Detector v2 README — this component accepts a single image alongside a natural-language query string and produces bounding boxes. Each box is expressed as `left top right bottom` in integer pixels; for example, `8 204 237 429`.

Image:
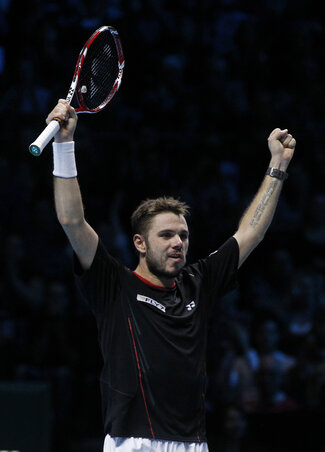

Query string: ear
133 234 146 254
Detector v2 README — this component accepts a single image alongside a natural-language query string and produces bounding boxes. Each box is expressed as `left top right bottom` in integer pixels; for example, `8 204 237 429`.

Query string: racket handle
29 120 61 156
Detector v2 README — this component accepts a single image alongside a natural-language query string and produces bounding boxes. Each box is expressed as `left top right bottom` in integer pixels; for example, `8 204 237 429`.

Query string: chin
149 266 181 280
165 265 185 278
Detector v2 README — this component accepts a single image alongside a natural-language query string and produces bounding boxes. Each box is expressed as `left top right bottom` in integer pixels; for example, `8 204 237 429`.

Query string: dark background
1 0 325 451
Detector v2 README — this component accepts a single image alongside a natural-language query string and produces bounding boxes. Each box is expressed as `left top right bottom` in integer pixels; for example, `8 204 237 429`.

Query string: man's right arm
54 176 98 271
49 99 98 271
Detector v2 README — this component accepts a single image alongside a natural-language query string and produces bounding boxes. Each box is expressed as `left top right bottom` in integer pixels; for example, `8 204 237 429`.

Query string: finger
67 104 77 120
58 98 69 106
47 102 70 123
281 133 296 149
58 101 76 120
281 133 293 147
287 137 296 149
46 111 66 125
268 128 288 141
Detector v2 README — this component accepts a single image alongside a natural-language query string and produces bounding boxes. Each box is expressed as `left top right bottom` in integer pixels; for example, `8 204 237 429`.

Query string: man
48 99 296 451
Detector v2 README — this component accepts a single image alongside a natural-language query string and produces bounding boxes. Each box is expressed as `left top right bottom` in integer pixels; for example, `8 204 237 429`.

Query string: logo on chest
136 294 166 313
186 301 196 311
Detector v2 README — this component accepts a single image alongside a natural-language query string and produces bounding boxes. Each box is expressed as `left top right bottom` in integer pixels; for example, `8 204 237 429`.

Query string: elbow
255 231 265 245
234 228 265 246
248 231 266 250
57 212 84 228
234 228 265 258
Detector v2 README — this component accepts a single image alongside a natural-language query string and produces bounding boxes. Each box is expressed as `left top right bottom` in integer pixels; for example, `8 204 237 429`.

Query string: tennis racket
29 25 125 156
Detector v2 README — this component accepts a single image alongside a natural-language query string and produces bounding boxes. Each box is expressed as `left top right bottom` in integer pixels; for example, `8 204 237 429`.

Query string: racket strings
79 31 119 109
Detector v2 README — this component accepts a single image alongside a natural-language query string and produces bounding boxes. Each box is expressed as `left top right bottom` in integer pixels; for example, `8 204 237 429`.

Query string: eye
160 232 172 238
180 232 189 241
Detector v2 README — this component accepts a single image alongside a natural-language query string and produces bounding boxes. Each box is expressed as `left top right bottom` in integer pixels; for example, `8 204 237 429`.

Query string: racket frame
29 25 125 156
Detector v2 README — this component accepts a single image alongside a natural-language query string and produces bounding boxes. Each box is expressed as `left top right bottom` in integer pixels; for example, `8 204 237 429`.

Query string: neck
134 263 176 289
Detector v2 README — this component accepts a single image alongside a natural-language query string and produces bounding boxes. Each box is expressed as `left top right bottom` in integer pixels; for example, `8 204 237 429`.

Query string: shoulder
74 238 128 279
187 237 239 273
209 236 239 259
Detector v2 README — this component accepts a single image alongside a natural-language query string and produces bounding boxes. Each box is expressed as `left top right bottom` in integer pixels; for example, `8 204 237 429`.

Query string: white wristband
52 141 77 178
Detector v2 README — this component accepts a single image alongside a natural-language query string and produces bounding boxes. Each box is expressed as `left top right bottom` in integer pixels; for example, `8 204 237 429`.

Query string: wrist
266 166 288 181
269 158 290 171
54 136 74 143
52 141 77 178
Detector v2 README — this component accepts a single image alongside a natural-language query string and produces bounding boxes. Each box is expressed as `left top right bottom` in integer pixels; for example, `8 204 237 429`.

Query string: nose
172 235 183 249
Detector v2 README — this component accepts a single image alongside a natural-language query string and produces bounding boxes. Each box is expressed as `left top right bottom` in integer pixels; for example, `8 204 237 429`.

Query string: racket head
74 26 125 114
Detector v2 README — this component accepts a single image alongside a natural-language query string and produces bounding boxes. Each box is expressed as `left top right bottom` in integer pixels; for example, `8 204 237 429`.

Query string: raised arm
233 128 296 268
48 99 98 270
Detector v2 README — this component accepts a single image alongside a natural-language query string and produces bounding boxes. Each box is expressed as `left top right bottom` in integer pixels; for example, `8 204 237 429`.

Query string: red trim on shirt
133 271 176 289
128 317 155 439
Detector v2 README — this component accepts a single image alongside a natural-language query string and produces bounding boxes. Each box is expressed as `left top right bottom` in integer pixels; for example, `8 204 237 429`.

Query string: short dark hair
131 196 190 237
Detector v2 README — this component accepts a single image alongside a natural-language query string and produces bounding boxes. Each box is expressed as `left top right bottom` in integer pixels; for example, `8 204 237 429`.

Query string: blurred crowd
1 0 325 451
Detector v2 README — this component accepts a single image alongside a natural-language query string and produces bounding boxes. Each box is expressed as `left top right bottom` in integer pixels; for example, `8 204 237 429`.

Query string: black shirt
75 236 239 442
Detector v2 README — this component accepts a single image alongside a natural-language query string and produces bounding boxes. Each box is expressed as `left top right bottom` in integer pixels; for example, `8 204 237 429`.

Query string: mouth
168 253 183 262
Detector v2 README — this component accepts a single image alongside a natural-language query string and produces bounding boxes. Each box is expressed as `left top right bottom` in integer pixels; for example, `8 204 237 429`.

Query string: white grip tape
52 141 77 178
29 120 61 156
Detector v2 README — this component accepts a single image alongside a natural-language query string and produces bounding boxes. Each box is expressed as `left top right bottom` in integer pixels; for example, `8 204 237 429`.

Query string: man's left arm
233 128 296 268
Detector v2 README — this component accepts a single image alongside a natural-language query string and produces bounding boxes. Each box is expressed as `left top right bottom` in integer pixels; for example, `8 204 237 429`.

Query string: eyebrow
158 228 189 235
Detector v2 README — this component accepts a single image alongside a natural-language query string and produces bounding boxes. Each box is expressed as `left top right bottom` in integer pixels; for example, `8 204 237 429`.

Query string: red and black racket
29 25 125 156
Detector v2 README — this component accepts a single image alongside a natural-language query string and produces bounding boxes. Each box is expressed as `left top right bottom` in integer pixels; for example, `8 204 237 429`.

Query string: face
143 212 189 280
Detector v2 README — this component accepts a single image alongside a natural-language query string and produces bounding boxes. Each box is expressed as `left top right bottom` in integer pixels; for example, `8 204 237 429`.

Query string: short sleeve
74 239 122 320
201 236 239 298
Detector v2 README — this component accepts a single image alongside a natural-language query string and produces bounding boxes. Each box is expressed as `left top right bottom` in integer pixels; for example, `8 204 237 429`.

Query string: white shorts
103 434 209 452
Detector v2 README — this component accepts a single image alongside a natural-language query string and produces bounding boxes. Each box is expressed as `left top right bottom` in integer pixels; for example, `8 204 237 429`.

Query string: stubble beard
146 246 185 280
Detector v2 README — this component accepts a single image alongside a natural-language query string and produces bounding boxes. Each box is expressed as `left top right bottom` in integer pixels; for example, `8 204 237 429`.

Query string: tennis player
47 99 296 451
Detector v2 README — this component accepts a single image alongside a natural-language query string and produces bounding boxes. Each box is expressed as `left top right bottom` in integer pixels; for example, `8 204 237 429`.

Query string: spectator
207 320 257 412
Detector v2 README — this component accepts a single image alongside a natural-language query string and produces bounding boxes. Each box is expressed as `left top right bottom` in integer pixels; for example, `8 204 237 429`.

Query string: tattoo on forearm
250 180 278 228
